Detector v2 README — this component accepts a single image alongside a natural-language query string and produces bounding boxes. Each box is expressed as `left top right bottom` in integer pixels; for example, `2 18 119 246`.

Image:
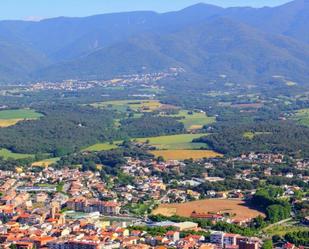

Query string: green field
83 142 120 152
0 109 43 127
84 134 208 152
165 110 215 130
0 149 34 160
263 224 309 236
0 109 42 119
91 100 214 131
136 133 208 150
294 109 309 127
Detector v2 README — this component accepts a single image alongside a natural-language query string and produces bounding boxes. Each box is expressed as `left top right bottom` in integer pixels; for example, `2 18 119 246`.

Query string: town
0 148 307 249
0 68 184 94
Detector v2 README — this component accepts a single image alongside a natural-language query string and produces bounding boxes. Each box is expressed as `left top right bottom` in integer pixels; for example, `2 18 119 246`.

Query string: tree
10 244 17 249
266 204 290 223
82 161 97 172
262 240 273 249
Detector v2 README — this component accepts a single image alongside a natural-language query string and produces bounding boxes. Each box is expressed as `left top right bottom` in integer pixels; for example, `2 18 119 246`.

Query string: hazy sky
0 0 292 21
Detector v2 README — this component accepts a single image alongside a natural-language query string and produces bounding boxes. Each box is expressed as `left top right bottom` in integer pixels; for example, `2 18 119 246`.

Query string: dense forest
194 121 309 157
0 105 121 155
0 104 186 155
120 115 184 138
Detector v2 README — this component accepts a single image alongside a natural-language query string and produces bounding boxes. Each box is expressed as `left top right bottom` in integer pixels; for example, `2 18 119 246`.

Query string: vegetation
150 214 257 236
0 148 34 160
136 133 209 150
0 104 187 156
92 99 165 113
84 133 209 153
285 231 309 246
0 109 42 119
83 142 120 152
263 224 309 237
252 187 292 223
262 240 273 249
0 105 119 155
195 121 309 157
56 142 154 175
293 108 309 127
0 108 43 127
120 116 184 138
163 110 215 130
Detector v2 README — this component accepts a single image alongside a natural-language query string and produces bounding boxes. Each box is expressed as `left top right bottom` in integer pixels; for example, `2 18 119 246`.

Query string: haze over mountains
0 0 308 84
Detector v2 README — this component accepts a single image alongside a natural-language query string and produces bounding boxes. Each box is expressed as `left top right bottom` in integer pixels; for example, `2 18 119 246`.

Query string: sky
0 0 292 21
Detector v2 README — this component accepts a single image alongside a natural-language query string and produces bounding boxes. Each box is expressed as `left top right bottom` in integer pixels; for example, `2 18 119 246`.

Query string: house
223 234 239 246
237 237 261 249
191 211 224 223
210 232 224 246
165 231 180 242
66 197 120 215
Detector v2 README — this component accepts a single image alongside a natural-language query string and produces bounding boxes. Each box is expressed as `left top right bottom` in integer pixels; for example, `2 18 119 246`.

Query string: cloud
23 16 45 22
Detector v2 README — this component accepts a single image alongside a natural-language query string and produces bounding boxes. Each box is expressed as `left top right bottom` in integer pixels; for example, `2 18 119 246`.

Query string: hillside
0 0 308 84
36 18 309 84
0 33 49 83
224 0 309 43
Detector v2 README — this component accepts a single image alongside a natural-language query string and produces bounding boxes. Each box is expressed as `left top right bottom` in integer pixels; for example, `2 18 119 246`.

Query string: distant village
2 68 184 93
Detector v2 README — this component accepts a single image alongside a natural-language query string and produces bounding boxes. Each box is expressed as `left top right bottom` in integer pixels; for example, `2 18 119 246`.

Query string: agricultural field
0 149 34 160
151 150 222 160
83 142 121 152
164 110 215 131
91 99 176 113
92 99 215 131
152 199 264 220
0 109 43 127
83 134 208 152
31 157 60 167
293 108 309 127
136 133 209 150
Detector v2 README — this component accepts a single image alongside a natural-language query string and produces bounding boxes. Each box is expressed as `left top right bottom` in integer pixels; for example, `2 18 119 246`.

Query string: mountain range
0 0 308 84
